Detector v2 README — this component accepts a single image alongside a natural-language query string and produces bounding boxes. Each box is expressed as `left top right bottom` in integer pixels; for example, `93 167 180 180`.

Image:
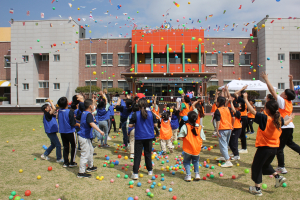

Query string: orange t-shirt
241 104 248 117
217 107 233 130
152 106 160 119
211 103 217 113
180 102 190 117
233 111 242 129
160 120 172 140
279 99 293 118
227 102 231 108
182 123 203 155
247 106 256 118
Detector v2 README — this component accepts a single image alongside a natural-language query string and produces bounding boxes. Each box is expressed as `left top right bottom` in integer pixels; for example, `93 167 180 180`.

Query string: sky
0 0 299 39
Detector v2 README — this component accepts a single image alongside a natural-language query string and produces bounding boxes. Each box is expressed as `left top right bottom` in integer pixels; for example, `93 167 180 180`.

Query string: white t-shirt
277 95 294 129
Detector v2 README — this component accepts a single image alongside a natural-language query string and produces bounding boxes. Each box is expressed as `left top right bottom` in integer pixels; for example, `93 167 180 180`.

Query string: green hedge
207 85 219 92
246 90 260 98
75 86 101 93
0 97 8 101
108 88 124 94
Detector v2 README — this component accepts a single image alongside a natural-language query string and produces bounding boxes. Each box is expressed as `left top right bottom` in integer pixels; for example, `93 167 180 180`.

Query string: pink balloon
134 196 139 200
146 189 150 193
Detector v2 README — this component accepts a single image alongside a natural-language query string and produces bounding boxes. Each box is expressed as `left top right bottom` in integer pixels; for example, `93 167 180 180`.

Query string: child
229 99 242 161
77 99 104 178
40 99 63 163
214 96 235 167
169 103 180 142
243 92 294 196
71 94 85 151
179 95 190 130
153 112 173 155
208 89 218 136
247 99 256 134
152 95 160 138
95 92 110 147
178 111 203 182
129 98 157 180
57 97 80 168
108 103 116 134
128 104 139 159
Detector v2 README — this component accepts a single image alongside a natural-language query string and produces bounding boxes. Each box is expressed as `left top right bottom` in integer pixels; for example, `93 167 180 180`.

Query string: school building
0 16 299 106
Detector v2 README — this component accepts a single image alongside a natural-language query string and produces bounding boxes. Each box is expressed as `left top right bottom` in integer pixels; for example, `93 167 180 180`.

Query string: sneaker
77 173 92 178
195 173 201 181
41 154 50 161
148 171 153 176
249 186 263 196
276 167 288 174
69 163 78 168
162 151 166 155
216 157 226 161
86 166 97 172
184 175 192 182
250 132 255 134
56 158 64 163
275 176 286 188
130 154 134 159
169 149 174 153
221 161 233 168
212 131 217 136
93 153 97 155
103 144 110 148
107 136 112 141
63 164 69 168
229 153 234 157
131 174 138 180
245 131 250 134
239 149 248 154
230 156 240 161
93 145 97 149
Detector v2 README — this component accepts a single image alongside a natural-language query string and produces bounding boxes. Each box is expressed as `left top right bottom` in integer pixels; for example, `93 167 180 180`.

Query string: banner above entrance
136 77 203 83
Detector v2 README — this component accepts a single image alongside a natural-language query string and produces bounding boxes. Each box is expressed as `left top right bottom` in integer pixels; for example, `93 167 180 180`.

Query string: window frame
239 53 251 66
118 53 130 66
85 80 97 86
206 53 218 66
207 80 219 87
278 53 285 61
101 53 113 67
222 53 234 66
118 80 129 90
4 55 11 68
53 83 60 90
36 98 47 104
54 54 60 62
85 53 97 67
293 80 300 86
101 80 113 90
278 83 285 90
23 83 29 91
38 81 49 89
290 53 300 60
39 55 49 61
22 55 29 62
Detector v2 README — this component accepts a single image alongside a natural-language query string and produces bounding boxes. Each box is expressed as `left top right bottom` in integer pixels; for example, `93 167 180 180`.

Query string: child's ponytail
187 111 198 136
265 100 281 130
195 103 204 118
138 98 148 119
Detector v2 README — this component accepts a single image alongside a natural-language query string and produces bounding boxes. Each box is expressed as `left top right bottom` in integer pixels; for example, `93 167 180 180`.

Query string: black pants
277 128 300 167
240 117 248 149
251 147 277 184
179 118 186 131
229 128 242 156
60 132 76 165
133 139 153 174
247 118 254 133
110 116 116 132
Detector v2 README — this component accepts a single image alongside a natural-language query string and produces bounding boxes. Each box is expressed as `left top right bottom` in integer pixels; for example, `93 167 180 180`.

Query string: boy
77 99 104 178
41 99 63 163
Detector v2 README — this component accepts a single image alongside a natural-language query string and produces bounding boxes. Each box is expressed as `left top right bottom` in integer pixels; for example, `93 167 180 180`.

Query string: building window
36 98 47 104
293 81 300 86
23 55 29 62
118 54 130 66
118 81 129 90
207 81 219 87
86 54 97 66
169 53 182 64
101 81 113 90
54 55 60 62
85 80 97 86
23 83 29 90
290 53 300 60
278 54 285 61
223 80 232 85
145 54 151 64
206 54 218 65
39 55 49 61
223 54 234 66
54 83 60 90
240 54 251 65
4 56 10 67
102 54 113 66
278 83 285 89
38 81 49 88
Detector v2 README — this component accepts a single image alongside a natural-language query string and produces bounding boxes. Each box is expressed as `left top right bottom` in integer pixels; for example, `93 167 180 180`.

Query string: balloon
93 71 96 75
183 116 188 121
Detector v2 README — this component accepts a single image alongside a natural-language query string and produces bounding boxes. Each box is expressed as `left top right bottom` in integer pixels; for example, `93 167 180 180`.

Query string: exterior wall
38 88 49 98
38 61 49 80
0 42 11 80
290 59 300 80
204 38 258 86
78 38 131 88
10 20 81 105
257 17 300 94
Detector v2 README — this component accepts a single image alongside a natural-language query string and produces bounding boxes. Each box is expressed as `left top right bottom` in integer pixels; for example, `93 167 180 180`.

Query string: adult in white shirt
261 72 298 174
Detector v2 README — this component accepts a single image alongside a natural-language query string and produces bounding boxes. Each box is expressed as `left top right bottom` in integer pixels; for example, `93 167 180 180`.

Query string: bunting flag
231 28 234 31
239 5 242 9
9 8 14 14
209 14 213 17
223 10 226 14
26 11 30 16
109 0 112 5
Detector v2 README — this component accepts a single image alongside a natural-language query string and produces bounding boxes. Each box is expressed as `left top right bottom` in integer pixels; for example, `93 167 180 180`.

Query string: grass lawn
1 115 300 200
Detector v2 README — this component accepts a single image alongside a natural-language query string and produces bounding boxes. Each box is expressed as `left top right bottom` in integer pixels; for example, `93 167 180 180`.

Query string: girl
71 94 85 151
178 111 203 182
169 103 180 142
214 96 235 167
152 95 160 138
152 112 173 155
57 97 80 168
95 92 110 147
128 104 139 159
208 89 218 136
129 98 157 180
179 95 190 130
229 99 242 161
243 92 294 196
247 99 256 134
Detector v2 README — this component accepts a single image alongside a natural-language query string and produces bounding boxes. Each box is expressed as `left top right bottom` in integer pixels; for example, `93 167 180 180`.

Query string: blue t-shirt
58 109 76 133
43 113 58 134
78 111 94 139
130 111 155 140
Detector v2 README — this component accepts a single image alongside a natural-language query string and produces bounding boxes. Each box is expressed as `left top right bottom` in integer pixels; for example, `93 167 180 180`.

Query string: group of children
40 73 299 196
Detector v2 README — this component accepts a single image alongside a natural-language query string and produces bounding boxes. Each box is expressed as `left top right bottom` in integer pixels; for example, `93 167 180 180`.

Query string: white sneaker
148 171 153 176
41 154 50 161
126 146 130 151
184 175 191 182
216 157 226 161
221 161 233 168
229 153 234 157
107 136 112 141
249 186 263 196
239 149 248 154
131 174 138 180
212 131 217 136
130 154 134 159
56 158 64 163
230 156 240 161
275 176 286 188
276 167 288 174
195 173 201 181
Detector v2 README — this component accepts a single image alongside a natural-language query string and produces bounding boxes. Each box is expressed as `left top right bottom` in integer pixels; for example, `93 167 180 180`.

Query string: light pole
9 61 25 107
89 36 92 99
106 26 108 92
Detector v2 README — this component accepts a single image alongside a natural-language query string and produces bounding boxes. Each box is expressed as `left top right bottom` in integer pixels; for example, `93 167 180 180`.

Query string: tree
75 86 101 93
207 85 219 92
246 90 260 99
108 88 124 94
